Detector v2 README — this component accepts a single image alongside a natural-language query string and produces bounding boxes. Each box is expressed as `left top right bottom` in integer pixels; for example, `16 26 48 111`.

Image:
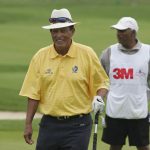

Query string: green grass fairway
0 119 136 150
0 0 149 149
0 0 150 111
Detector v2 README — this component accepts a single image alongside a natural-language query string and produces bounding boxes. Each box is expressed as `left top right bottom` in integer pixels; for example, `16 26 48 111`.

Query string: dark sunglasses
49 17 73 23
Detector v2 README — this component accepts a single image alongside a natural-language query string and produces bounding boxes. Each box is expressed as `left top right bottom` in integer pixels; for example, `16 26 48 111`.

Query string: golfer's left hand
92 96 105 114
24 124 34 145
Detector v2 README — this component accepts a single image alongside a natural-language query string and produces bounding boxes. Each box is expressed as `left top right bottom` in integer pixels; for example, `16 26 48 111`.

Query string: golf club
92 111 100 150
148 112 150 126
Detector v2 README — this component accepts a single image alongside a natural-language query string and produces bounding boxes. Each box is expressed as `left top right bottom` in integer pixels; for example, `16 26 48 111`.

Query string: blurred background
0 0 149 149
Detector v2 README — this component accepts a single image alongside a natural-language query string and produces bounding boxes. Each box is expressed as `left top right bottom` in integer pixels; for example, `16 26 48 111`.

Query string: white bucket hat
111 17 139 32
42 8 77 30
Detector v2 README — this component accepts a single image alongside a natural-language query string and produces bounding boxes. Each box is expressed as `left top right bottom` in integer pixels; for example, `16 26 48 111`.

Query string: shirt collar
118 40 142 52
49 41 77 58
66 41 77 58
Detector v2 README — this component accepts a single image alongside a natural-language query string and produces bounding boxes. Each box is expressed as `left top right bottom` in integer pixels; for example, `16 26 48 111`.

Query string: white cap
42 8 77 30
111 17 139 32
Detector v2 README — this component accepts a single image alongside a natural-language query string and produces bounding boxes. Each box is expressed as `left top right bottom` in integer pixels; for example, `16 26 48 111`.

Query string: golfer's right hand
24 124 34 145
92 96 105 114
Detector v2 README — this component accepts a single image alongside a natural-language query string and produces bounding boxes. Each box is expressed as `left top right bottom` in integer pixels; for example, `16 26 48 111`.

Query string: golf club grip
94 111 100 124
148 112 150 126
92 133 97 150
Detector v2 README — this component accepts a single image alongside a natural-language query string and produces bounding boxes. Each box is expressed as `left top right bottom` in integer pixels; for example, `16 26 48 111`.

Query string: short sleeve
19 56 41 100
89 49 109 97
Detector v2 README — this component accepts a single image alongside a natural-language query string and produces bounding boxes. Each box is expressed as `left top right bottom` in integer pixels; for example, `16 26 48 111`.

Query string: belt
45 113 90 121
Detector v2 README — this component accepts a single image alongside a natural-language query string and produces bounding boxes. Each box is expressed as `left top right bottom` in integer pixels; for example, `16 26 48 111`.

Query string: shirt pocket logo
72 65 78 73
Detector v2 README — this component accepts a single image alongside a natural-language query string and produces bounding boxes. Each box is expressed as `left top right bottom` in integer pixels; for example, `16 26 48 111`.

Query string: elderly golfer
19 8 109 150
100 17 150 150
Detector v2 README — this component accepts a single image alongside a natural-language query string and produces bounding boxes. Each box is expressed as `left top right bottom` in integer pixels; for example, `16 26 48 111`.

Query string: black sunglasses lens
49 17 72 23
49 18 56 23
58 18 67 22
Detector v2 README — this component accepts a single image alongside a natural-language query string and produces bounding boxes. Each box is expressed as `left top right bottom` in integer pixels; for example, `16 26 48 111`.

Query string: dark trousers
102 115 149 146
36 114 92 150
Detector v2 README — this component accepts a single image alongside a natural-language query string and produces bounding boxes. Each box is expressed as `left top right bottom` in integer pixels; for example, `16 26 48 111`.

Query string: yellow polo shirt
19 41 109 116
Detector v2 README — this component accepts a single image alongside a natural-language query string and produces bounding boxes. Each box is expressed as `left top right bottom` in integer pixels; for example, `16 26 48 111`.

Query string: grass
0 119 136 150
0 0 149 149
0 0 150 111
0 119 39 150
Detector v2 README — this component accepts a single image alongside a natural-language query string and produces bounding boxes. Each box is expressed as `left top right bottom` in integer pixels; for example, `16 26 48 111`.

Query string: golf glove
92 96 105 114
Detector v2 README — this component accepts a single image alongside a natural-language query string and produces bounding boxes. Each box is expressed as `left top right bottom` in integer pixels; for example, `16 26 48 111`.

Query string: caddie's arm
24 98 39 145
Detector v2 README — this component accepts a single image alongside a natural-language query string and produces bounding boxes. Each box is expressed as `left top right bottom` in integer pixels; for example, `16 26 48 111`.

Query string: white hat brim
111 24 128 30
42 22 77 29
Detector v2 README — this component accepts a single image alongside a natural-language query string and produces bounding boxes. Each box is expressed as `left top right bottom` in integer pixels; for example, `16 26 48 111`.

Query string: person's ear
73 28 75 34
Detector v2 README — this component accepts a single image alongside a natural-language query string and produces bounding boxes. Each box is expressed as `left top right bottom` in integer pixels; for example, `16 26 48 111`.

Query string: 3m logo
113 68 133 79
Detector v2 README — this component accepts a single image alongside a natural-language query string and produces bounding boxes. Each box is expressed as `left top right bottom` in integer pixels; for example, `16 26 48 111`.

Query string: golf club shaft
92 111 100 150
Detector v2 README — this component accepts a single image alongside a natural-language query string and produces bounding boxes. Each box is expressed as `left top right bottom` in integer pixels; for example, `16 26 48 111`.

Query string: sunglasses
49 17 73 23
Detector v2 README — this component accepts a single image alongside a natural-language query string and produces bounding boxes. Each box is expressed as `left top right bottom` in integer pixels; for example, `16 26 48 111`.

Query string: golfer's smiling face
50 27 75 52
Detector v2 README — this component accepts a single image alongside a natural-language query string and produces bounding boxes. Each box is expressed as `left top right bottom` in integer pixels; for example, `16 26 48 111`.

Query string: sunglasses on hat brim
49 17 73 23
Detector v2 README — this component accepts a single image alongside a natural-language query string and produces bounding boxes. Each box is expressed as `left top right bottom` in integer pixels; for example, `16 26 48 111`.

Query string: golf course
0 0 149 149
